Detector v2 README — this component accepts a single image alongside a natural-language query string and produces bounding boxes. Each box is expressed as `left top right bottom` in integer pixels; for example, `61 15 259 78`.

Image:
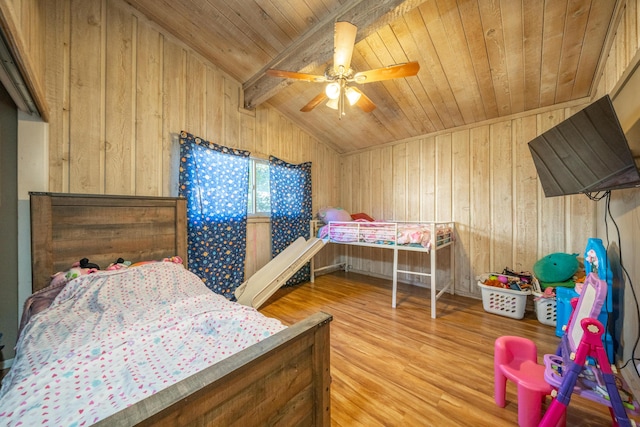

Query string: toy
533 252 579 284
106 257 131 270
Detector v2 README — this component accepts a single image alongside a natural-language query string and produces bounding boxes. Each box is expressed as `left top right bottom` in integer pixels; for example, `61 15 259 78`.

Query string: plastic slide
234 236 326 308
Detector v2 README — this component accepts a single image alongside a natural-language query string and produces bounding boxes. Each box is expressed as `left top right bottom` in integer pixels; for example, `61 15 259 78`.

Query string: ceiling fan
266 21 420 119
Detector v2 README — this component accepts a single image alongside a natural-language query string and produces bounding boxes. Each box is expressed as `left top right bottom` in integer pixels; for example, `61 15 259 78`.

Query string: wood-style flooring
259 271 639 427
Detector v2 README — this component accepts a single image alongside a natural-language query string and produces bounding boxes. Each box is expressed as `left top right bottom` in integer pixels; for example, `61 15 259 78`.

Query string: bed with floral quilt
0 192 332 426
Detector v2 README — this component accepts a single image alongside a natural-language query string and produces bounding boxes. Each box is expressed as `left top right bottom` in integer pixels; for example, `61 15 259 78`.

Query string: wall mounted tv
528 95 640 197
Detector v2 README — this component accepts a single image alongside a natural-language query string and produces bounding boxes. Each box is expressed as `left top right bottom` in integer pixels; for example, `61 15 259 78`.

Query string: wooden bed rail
95 312 333 427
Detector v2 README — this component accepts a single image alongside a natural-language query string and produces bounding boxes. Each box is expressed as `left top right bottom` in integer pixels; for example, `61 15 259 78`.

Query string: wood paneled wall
339 103 598 296
338 0 640 368
7 0 342 278
39 0 342 199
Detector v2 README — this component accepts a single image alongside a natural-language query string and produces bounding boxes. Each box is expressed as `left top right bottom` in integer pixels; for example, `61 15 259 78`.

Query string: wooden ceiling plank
348 49 403 146
539 0 568 106
402 7 460 129
522 0 544 110
476 0 510 118
500 0 525 115
571 0 620 98
127 0 272 80
254 0 300 41
218 0 292 56
272 0 319 34
375 24 434 135
436 0 487 122
243 0 429 109
555 0 592 103
390 15 443 131
355 37 417 141
419 0 477 125
457 0 499 118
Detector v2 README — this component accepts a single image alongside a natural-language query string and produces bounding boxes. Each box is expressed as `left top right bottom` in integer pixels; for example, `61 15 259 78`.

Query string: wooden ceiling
124 0 622 154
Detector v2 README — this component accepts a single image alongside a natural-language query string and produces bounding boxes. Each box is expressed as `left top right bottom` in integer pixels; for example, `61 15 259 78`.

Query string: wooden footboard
94 312 332 426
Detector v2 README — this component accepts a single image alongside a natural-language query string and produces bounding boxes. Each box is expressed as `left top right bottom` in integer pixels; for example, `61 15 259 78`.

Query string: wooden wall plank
223 76 241 148
205 67 223 145
469 125 491 279
44 0 70 192
451 129 471 293
105 0 134 195
135 19 162 195
162 41 185 196
69 0 103 193
435 133 452 221
419 136 435 221
537 108 566 254
184 54 206 137
490 120 513 270
512 115 539 272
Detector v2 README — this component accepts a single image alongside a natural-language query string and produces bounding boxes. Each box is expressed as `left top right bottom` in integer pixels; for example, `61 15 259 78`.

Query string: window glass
248 159 270 215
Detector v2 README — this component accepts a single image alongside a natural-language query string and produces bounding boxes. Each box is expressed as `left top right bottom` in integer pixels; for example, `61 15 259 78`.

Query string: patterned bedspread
0 262 285 426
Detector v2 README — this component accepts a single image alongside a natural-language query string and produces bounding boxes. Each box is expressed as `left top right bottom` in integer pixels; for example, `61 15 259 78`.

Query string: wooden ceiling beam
242 0 426 110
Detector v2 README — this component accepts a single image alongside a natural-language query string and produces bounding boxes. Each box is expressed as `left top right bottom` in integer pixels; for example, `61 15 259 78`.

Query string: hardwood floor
259 271 639 427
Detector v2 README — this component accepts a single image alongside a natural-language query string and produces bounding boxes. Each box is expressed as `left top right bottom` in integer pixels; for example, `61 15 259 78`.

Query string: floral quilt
0 262 285 426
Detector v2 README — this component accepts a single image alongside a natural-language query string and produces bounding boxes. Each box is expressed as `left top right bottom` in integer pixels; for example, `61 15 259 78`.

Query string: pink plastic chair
494 336 555 427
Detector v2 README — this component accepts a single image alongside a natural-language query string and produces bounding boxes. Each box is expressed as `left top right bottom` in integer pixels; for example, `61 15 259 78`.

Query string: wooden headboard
30 192 187 292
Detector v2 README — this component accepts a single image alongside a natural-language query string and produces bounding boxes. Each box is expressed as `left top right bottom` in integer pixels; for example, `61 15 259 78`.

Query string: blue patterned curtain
269 156 312 286
179 131 250 298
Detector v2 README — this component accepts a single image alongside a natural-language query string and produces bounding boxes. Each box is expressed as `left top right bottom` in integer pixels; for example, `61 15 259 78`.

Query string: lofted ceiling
124 0 622 154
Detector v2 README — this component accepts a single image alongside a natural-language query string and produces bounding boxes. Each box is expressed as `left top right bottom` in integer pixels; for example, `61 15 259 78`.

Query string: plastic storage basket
477 274 531 319
533 294 557 326
532 277 557 326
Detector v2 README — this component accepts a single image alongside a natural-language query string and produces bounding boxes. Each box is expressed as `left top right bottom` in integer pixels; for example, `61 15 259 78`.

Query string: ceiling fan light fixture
345 87 361 106
325 82 341 99
326 97 339 110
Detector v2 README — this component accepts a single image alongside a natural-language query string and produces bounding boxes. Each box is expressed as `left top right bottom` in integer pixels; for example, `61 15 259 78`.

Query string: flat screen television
528 95 640 197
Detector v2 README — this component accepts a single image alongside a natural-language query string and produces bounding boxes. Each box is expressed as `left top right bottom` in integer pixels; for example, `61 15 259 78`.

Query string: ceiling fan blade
352 87 376 112
333 21 357 72
266 69 326 82
300 92 328 112
353 62 420 84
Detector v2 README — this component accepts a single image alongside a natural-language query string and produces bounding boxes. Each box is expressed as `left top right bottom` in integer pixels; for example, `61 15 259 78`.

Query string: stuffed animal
533 252 579 284
106 257 131 270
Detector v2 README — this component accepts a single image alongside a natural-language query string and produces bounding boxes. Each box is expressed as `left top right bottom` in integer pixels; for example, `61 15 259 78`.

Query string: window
247 158 270 216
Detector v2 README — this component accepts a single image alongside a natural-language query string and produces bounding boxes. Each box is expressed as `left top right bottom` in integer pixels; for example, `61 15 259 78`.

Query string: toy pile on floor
481 268 533 292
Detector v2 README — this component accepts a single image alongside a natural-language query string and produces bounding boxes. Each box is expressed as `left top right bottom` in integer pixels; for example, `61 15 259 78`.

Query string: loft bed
310 219 455 318
1 192 332 426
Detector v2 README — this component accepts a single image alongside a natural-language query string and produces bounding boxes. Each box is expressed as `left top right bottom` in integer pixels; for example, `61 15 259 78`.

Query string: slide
235 237 326 309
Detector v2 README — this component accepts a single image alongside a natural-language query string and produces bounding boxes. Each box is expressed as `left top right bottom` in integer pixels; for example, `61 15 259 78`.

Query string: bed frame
29 192 332 426
310 220 455 319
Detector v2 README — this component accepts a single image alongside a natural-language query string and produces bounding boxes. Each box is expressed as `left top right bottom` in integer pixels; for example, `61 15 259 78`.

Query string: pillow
351 212 375 222
317 207 352 223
